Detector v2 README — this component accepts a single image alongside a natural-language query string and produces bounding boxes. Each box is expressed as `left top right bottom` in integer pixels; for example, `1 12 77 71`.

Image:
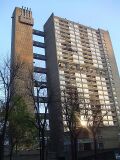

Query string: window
80 60 84 64
109 121 114 126
94 64 98 67
96 76 100 80
97 81 102 85
97 86 102 90
60 80 65 85
93 59 97 64
103 86 107 91
74 24 79 29
59 70 64 74
98 90 104 95
99 95 104 99
73 55 78 59
92 55 97 59
70 30 74 34
103 121 109 126
75 32 79 36
77 88 83 92
98 143 104 150
83 84 88 88
84 89 89 93
90 44 94 47
81 74 86 78
102 82 106 86
84 143 91 151
108 116 113 121
82 79 87 83
77 43 82 47
88 32 92 36
76 83 82 87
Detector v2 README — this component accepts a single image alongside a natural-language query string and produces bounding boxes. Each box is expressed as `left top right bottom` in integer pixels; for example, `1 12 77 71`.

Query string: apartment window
89 35 94 40
60 85 65 90
103 86 107 91
83 84 88 88
84 88 89 93
93 59 97 64
100 100 104 104
103 116 108 120
54 18 59 23
109 121 114 126
76 78 81 82
108 116 113 121
77 88 83 92
74 24 79 28
92 55 97 59
81 74 86 78
79 56 84 61
57 51 62 55
94 41 98 45
90 44 94 47
77 43 82 47
98 90 104 95
97 81 102 85
82 79 87 83
70 30 74 34
94 64 99 67
92 51 96 55
70 34 75 38
97 86 102 90
98 61 102 65
105 100 110 104
102 82 106 86
93 37 97 41
75 32 79 36
84 97 90 101
99 95 104 99
103 121 109 126
95 45 99 49
59 70 64 74
75 73 80 77
76 36 81 40
96 76 100 80
91 47 95 51
88 32 92 36
76 83 82 87
87 29 92 33
80 60 84 64
59 75 65 81
60 81 65 85
104 91 108 95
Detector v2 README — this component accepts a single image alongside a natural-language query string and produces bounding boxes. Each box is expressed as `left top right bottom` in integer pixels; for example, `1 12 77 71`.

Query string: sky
0 0 120 74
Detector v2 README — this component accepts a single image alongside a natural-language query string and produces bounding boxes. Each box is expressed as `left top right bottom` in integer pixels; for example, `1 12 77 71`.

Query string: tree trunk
74 137 78 160
0 135 4 160
38 128 41 160
0 104 10 160
9 144 14 160
93 134 97 160
41 130 45 160
70 134 75 160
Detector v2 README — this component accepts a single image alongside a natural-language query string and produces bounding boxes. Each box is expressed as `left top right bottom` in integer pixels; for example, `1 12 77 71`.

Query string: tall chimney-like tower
11 7 34 111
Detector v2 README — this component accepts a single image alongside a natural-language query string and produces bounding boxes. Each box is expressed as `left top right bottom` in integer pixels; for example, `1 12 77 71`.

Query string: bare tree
0 58 24 160
84 100 108 160
62 87 109 160
27 72 48 160
62 86 87 160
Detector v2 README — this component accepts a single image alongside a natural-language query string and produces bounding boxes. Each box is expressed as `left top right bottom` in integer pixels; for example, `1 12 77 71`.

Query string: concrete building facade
11 7 34 111
44 14 120 153
11 7 120 156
